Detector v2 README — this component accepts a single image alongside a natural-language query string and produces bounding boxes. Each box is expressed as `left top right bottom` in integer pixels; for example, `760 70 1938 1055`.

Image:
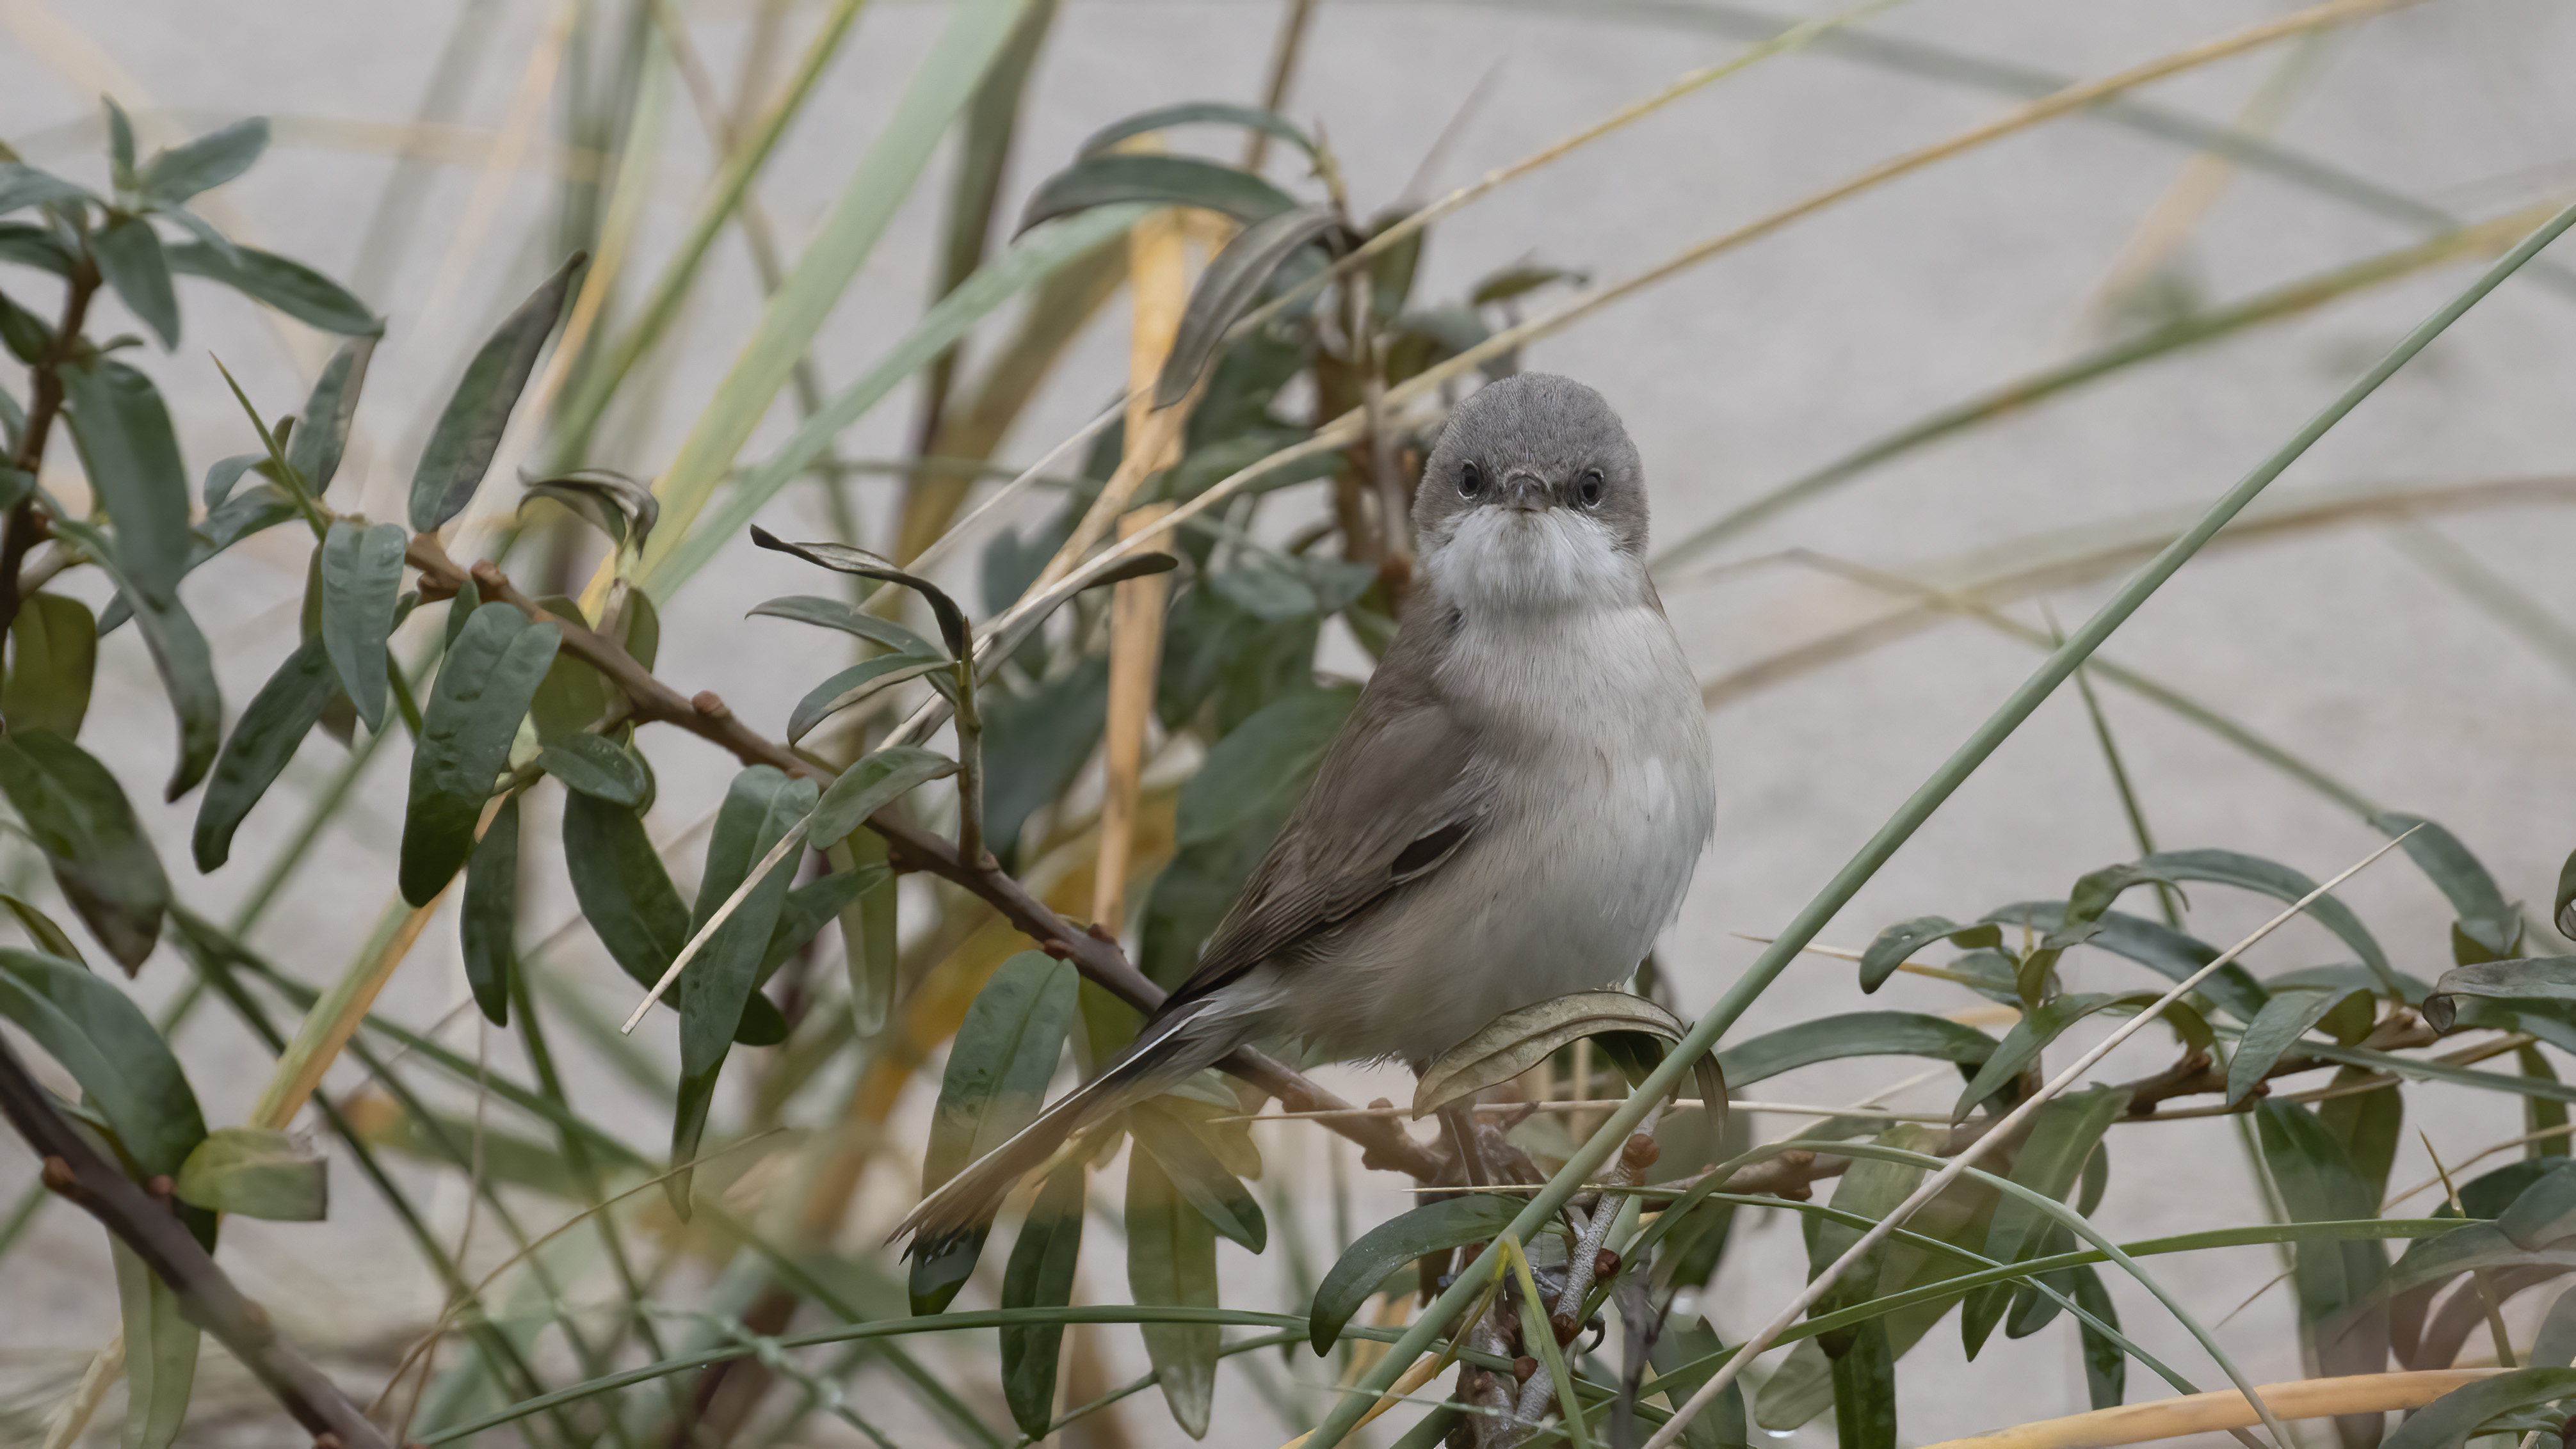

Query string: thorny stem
398 534 1447 1181
0 255 99 639
0 1035 396 1449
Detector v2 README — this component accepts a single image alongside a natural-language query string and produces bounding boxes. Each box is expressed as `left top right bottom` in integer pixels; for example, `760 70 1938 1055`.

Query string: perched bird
896 372 1715 1249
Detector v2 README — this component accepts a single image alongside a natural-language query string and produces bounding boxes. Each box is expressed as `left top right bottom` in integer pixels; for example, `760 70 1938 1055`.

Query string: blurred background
4 0 2575 1443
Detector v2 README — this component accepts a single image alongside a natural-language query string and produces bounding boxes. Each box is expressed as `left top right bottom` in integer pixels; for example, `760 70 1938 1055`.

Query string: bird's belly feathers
1255 604 1714 1064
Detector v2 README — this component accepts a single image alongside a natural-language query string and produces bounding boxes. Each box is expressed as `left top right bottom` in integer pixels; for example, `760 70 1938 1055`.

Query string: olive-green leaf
409 252 583 532
319 518 405 731
519 468 656 550
462 795 519 1026
914 951 1077 1313
1019 153 1294 233
173 1126 325 1221
0 163 93 216
284 334 373 497
1860 915 2001 993
1715 1011 1998 1088
807 745 960 845
2423 957 2576 1034
112 1238 198 1449
191 636 333 872
1127 1146 1220 1437
2229 986 2376 1101
561 792 689 998
1077 101 1316 161
1308 1194 1520 1352
1961 1087 2129 1356
136 116 268 203
1412 989 1716 1121
93 216 179 349
535 734 650 806
786 653 949 744
58 357 189 607
45 516 221 801
0 732 168 971
163 239 376 335
3 591 96 737
2141 848 2397 995
748 594 938 658
199 451 261 509
2382 1366 2576 1449
1002 1166 1086 1436
1 892 86 966
0 287 54 363
399 605 559 904
2071 1264 2126 1409
2555 849 2576 942
1155 204 1353 407
1131 1100 1265 1253
0 222 74 276
1983 901 2269 1022
0 949 204 1175
758 864 884 980
750 527 970 657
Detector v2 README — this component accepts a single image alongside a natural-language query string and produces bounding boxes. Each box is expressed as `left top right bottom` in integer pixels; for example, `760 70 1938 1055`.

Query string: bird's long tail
891 1000 1228 1255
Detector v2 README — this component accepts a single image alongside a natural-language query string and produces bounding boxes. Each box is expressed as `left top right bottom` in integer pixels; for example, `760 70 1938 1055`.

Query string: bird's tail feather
892 1002 1222 1254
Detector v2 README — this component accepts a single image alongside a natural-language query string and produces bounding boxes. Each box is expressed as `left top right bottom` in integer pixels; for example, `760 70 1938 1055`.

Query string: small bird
896 372 1715 1249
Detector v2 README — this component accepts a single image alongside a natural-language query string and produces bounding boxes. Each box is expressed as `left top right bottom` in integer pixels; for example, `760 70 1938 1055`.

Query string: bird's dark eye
1458 461 1483 499
1579 469 1605 507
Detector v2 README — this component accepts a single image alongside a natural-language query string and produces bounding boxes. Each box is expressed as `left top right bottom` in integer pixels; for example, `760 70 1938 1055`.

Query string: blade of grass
1296 187 2576 1449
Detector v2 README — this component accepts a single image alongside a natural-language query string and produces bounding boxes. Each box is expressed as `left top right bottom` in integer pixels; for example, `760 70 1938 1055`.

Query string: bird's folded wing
1159 660 1495 1013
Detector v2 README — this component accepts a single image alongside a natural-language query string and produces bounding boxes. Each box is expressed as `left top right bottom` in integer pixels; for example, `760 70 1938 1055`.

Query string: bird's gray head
1412 373 1651 614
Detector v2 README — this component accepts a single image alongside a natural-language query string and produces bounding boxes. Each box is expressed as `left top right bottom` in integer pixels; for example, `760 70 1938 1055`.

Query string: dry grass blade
1908 1370 2501 1449
1644 830 2422 1448
1095 504 1175 927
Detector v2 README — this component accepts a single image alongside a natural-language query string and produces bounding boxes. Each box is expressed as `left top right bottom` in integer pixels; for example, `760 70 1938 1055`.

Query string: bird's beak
1501 472 1550 511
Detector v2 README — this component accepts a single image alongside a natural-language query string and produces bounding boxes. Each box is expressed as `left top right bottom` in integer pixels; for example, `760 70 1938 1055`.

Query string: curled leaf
1019 153 1294 234
751 525 970 657
520 467 658 550
1412 989 1719 1120
1077 101 1316 161
408 252 584 532
1154 204 1354 408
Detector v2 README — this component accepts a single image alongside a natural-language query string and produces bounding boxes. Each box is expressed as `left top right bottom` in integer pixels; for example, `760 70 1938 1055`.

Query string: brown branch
402 536 1447 1181
0 257 100 639
0 1036 396 1449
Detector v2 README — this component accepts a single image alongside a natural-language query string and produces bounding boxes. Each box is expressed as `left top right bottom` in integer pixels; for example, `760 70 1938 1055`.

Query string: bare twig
0 1036 396 1449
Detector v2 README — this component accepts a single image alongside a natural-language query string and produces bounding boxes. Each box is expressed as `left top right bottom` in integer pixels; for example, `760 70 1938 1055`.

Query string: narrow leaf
807 745 960 844
319 518 404 730
1132 1101 1266 1252
408 252 583 531
173 1126 325 1220
1716 1011 1997 1087
915 952 1077 1313
2424 957 2576 1033
750 526 970 656
750 593 938 657
787 654 948 744
1020 152 1294 233
1002 1167 1086 1436
191 637 332 871
1127 1147 1220 1436
1077 101 1316 160
0 949 204 1174
461 796 519 1025
399 605 560 904
284 334 373 496
0 163 93 216
2142 848 2399 993
3 592 96 737
0 732 169 970
1155 204 1351 407
136 116 269 202
1310 1195 1521 1352
519 468 657 550
2229 987 2375 1101
1860 915 1999 993
58 357 189 607
111 1239 199 1449
535 733 650 806
93 216 179 348
164 239 378 334
1 893 86 966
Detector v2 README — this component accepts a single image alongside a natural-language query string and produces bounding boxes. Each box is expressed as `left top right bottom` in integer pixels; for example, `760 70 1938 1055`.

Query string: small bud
1512 1356 1538 1384
145 1175 176 1201
1039 938 1077 960
1369 1098 1394 1112
314 1434 344 1449
39 1157 74 1194
1621 1133 1660 1170
1550 1311 1579 1345
1594 1249 1620 1281
691 691 731 719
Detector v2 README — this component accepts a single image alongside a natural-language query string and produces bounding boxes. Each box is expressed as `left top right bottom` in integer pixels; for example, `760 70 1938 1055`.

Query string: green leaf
399 605 560 904
318 518 405 731
671 767 813 1210
2373 812 2524 961
0 221 75 275
136 116 268 202
0 163 93 216
1155 204 1351 408
785 652 949 744
0 732 168 970
915 951 1077 1313
3 592 96 737
1859 915 2000 992
748 594 938 657
2257 1100 2390 1382
104 100 137 178
519 468 657 550
807 744 960 845
1077 101 1316 161
2070 1264 2126 1409
163 239 377 334
832 831 898 1037
981 659 1108 865
1716 1011 1997 1088
1 892 85 965
1127 1146 1220 1436
1828 1319 1896 1449
1002 1167 1086 1436
1020 153 1294 232
1983 901 2269 1021
191 636 333 872
1413 990 1711 1120
2142 848 2399 995
58 357 189 607
561 792 690 1001
0 949 204 1174
1132 1100 1266 1253
173 1125 325 1220
2424 957 2576 1033
2228 987 2375 1101
759 864 883 980
409 252 583 532
199 451 261 509
461 795 519 1026
2382 1367 2576 1449
1961 1087 2129 1356
93 216 179 348
750 527 970 656
111 1238 198 1449
284 334 373 497
0 287 53 363
44 516 221 800
2555 849 2576 942
1309 1194 1520 1352
1955 993 2170 1117
535 733 650 806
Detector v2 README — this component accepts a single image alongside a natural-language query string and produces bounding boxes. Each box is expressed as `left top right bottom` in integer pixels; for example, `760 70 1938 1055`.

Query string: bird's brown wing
1157 621 1497 1016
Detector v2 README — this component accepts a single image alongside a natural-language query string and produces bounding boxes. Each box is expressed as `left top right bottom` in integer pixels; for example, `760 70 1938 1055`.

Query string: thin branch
0 255 100 638
0 1036 395 1449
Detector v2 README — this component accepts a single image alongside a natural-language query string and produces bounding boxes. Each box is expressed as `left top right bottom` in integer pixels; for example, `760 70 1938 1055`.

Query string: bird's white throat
1418 505 1648 616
